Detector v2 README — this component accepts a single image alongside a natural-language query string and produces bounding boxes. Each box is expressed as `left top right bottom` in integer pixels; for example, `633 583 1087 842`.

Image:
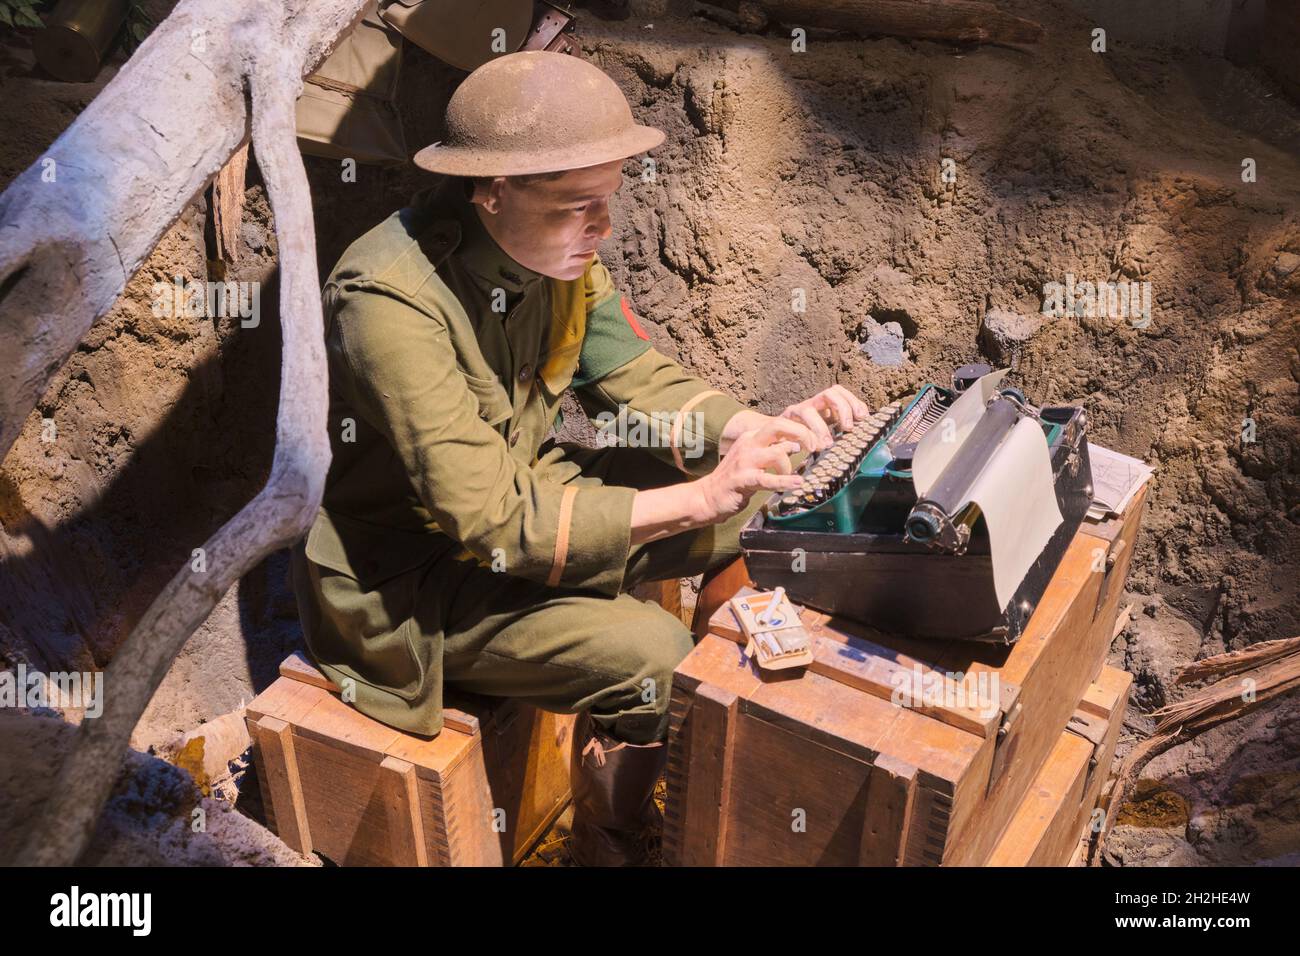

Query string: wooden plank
725 714 878 866
1082 485 1149 683
1066 833 1087 867
1070 666 1132 856
278 650 337 692
679 682 739 866
859 754 917 866
250 714 313 855
378 755 427 867
661 682 694 867
246 675 324 726
664 637 762 866
478 706 575 865
904 786 955 866
292 687 402 763
291 732 399 866
1080 664 1130 720
985 730 1093 866
986 665 1133 867
384 723 478 784
745 663 982 793
436 739 501 866
674 629 764 701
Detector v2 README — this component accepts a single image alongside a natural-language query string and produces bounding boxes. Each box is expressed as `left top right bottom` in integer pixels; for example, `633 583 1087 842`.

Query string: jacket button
509 430 521 447
518 364 532 383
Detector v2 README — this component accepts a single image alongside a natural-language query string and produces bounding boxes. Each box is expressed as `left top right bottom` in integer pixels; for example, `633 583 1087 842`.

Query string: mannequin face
469 159 624 281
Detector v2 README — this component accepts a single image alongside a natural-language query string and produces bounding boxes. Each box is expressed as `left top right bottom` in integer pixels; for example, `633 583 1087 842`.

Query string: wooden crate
246 652 575 866
664 486 1147 867
986 664 1132 866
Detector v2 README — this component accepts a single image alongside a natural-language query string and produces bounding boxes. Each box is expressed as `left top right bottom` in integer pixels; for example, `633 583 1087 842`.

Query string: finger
834 384 872 420
822 389 854 430
751 446 794 474
795 406 834 449
759 416 820 452
809 395 837 422
757 472 804 493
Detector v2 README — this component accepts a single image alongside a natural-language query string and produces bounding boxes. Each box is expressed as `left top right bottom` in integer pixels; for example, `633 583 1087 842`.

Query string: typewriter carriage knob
905 502 972 555
952 363 993 393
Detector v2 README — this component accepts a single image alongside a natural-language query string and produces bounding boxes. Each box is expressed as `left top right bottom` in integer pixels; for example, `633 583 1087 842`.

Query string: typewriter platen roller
739 364 1092 644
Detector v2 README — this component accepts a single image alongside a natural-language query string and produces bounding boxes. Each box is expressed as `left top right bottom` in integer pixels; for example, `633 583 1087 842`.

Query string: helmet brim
412 124 666 177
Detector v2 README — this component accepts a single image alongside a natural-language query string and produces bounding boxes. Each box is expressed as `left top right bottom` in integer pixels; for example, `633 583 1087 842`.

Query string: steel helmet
413 51 665 177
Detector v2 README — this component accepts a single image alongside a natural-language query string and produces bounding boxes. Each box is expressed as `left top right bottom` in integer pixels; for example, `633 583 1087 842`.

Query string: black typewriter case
738 405 1093 644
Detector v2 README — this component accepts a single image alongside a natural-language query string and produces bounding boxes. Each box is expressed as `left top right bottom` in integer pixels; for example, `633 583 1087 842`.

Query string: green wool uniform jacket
292 178 748 736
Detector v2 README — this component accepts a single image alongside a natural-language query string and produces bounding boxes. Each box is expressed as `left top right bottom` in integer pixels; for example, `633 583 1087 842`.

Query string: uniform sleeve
330 279 637 596
572 255 748 477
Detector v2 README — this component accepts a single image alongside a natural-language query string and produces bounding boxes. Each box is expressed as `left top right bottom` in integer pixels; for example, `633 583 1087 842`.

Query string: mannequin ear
470 176 506 214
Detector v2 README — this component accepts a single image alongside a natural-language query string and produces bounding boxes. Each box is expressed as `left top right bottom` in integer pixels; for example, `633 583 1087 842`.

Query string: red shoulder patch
619 296 650 341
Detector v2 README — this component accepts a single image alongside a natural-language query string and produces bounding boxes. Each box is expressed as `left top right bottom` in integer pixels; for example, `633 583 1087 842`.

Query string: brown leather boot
568 712 667 867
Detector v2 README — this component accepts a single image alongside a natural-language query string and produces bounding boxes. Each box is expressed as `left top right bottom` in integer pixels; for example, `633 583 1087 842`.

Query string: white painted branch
0 0 367 460
4 0 359 864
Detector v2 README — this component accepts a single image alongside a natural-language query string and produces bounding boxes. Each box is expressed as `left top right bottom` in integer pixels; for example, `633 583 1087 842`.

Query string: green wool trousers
434 442 766 745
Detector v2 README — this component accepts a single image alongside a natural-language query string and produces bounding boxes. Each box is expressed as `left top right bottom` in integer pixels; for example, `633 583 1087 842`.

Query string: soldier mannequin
291 52 871 865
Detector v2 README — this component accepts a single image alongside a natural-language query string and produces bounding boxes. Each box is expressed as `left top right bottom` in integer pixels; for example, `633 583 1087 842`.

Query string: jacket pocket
313 563 427 703
304 508 451 588
462 371 513 427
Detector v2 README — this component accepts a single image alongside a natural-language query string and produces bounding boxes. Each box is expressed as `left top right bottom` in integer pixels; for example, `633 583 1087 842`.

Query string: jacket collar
421 179 545 298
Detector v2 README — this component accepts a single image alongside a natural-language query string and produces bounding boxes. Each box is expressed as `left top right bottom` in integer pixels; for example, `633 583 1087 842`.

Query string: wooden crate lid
708 589 1003 739
246 653 490 784
705 527 1114 742
278 650 485 736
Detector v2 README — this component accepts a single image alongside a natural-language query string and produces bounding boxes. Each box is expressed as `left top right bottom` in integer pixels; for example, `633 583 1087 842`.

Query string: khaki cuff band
547 485 579 587
671 389 724 472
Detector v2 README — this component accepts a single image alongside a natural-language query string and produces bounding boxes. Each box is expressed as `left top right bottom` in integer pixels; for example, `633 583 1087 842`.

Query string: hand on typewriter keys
695 418 813 523
778 384 873 450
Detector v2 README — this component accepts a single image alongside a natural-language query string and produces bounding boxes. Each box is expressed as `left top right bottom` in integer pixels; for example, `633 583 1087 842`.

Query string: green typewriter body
765 383 1067 536
740 364 1092 644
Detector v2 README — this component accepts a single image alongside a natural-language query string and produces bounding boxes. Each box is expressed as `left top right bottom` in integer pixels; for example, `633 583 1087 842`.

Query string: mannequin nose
589 203 613 241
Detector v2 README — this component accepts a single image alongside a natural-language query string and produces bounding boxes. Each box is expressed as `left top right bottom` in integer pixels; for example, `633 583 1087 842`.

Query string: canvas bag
296 1 408 166
377 0 542 72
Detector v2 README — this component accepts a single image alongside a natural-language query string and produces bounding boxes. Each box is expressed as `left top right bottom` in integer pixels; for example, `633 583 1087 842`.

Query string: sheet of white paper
912 368 1010 496
964 417 1065 609
1087 441 1155 517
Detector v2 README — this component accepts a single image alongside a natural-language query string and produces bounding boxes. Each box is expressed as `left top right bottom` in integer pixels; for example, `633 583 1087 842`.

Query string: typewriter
739 364 1092 644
